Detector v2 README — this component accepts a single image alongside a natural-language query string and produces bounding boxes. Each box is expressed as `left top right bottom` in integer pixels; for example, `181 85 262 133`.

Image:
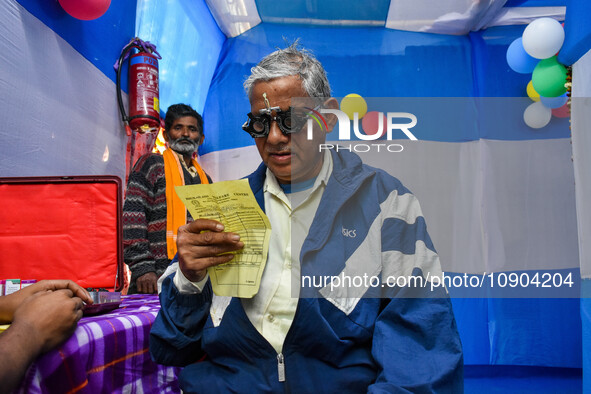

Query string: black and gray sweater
122 153 211 293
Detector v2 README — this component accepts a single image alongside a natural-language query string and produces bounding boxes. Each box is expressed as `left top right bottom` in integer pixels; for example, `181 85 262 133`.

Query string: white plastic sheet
205 0 262 38
572 50 591 278
0 0 126 181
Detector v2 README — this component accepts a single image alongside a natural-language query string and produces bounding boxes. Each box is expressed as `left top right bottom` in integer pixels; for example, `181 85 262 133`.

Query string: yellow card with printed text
175 179 271 298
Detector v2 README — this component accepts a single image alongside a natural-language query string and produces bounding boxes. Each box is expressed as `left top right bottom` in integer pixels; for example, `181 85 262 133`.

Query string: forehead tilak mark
263 92 271 111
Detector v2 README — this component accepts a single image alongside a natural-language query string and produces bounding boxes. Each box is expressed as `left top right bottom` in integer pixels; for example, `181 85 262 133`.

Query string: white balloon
524 101 552 129
522 18 565 59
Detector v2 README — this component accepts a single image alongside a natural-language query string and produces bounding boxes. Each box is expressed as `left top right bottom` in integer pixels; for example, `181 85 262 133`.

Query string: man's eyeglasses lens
242 107 308 138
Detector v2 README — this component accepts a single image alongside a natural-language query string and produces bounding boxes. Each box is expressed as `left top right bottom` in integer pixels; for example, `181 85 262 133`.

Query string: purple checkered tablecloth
16 294 181 394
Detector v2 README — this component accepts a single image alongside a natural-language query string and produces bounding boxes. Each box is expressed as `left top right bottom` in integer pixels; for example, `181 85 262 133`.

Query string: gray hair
244 42 331 100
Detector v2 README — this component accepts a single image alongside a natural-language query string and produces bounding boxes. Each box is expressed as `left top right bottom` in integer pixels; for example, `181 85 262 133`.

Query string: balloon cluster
59 0 111 21
506 18 570 129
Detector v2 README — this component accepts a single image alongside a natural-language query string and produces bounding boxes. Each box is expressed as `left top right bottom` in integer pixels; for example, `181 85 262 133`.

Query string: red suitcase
0 176 124 291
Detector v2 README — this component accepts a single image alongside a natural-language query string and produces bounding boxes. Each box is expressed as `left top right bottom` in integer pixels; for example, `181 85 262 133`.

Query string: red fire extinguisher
115 38 163 188
115 38 162 136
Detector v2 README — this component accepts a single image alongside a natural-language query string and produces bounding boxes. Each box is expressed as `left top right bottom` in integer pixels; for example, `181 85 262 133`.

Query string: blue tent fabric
135 0 225 113
450 298 491 365
504 0 567 6
464 365 581 393
256 0 390 24
451 296 581 368
558 0 591 66
488 298 581 367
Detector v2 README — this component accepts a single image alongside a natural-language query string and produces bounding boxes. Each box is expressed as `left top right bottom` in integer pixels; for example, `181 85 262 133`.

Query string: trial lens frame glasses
242 106 318 138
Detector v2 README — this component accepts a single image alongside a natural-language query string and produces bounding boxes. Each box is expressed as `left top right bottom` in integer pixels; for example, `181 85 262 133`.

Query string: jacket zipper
277 353 285 382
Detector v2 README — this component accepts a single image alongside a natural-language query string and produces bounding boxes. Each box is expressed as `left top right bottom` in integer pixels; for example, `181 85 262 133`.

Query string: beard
169 137 199 156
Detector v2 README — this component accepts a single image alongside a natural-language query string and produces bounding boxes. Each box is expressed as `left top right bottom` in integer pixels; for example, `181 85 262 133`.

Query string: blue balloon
540 93 568 109
506 37 538 74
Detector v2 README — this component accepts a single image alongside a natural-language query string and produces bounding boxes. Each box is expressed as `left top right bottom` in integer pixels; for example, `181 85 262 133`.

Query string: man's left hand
136 272 158 294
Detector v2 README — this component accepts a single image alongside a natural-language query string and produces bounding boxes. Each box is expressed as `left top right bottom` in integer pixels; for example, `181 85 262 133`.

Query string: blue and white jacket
150 149 463 393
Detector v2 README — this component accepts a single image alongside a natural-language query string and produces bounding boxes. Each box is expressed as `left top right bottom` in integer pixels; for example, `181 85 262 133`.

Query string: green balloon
532 56 567 97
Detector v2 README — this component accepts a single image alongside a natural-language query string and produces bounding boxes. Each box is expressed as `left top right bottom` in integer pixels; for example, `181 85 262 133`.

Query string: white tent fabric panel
0 0 126 181
201 145 260 182
205 0 261 38
572 50 591 278
362 139 578 274
203 0 566 38
386 0 565 35
484 6 566 29
386 0 508 35
202 138 578 275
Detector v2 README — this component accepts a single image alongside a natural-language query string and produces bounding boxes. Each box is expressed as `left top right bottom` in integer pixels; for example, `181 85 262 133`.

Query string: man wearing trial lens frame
151 42 463 393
